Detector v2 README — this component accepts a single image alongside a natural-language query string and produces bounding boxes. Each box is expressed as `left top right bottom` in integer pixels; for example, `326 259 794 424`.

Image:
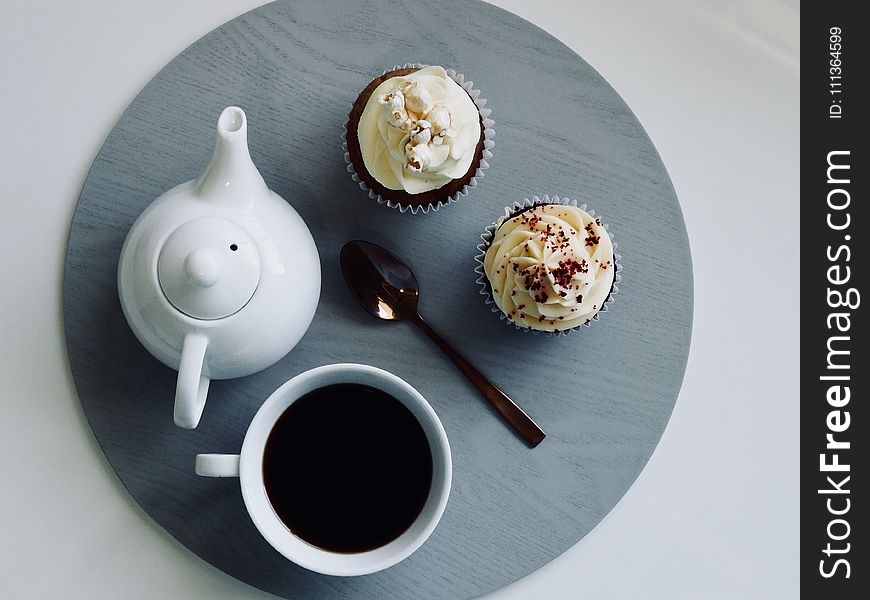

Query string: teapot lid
157 217 260 320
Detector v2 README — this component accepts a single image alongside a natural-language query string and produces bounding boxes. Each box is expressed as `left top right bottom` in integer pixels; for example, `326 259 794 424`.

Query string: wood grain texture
63 0 693 598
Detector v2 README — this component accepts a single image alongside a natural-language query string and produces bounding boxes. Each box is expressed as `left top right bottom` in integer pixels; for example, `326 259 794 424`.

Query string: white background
0 0 799 598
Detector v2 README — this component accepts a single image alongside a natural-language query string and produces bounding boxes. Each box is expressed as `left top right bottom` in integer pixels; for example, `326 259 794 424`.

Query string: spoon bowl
340 240 420 321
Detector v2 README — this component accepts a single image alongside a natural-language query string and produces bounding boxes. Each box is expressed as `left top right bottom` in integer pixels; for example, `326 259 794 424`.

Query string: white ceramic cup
195 363 452 576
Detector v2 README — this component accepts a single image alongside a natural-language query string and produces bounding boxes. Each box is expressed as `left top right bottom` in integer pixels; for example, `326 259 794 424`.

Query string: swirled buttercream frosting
357 66 482 194
483 204 615 332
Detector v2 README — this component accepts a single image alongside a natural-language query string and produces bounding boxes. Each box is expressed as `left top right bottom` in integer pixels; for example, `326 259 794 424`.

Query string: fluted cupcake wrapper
474 194 622 336
342 63 495 215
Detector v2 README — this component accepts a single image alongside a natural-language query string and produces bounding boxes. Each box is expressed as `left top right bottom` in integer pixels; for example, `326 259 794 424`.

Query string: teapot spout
195 106 267 200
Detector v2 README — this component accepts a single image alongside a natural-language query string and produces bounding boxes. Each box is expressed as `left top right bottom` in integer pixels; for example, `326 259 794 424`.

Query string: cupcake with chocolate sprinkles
343 64 494 214
474 195 620 334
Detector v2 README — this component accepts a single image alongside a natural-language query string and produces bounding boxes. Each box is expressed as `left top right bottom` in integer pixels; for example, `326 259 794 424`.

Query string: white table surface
0 0 799 598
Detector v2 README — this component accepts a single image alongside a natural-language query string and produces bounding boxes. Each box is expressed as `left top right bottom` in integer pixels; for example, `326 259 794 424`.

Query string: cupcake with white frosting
475 195 620 334
344 65 494 214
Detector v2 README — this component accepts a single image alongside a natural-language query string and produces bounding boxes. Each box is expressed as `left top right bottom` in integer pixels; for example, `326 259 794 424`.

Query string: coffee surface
262 384 433 553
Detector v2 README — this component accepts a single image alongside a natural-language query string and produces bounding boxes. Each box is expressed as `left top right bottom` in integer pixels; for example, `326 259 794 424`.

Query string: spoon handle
413 314 546 447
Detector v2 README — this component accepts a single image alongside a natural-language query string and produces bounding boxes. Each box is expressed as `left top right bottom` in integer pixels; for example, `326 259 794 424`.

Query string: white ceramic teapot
118 106 321 429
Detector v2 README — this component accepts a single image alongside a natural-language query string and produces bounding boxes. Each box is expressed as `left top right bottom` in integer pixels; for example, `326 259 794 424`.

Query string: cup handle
174 333 210 429
195 454 240 477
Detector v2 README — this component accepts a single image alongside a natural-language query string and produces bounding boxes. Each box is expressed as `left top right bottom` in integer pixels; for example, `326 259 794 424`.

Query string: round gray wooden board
63 0 693 597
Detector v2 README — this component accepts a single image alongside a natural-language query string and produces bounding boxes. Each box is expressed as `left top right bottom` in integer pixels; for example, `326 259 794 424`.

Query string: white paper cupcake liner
474 194 622 336
342 63 495 215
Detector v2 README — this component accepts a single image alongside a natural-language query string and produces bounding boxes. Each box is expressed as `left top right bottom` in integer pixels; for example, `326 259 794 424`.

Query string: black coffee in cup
262 383 433 553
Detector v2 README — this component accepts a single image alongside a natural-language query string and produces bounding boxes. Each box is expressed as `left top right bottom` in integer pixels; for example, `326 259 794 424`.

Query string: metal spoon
340 240 546 447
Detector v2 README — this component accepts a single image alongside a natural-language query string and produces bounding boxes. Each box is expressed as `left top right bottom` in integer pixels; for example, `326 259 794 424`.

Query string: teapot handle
174 333 210 429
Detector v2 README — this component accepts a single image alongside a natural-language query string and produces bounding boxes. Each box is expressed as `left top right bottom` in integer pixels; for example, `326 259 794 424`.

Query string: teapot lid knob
184 248 223 288
157 217 260 320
